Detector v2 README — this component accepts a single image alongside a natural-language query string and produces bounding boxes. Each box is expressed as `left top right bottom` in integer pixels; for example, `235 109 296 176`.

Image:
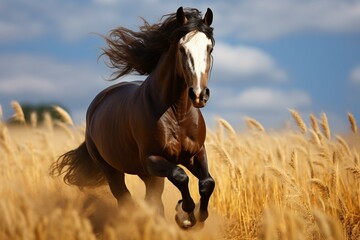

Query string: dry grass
1 106 359 239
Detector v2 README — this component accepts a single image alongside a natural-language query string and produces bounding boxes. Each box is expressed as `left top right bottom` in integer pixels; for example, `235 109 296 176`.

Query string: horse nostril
204 88 210 98
201 87 210 102
188 87 196 100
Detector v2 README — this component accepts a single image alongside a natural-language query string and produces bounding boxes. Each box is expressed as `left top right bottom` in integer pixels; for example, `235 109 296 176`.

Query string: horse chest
163 127 200 162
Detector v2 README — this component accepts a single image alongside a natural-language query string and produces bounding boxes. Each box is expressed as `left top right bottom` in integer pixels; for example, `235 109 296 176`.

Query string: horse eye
209 48 213 54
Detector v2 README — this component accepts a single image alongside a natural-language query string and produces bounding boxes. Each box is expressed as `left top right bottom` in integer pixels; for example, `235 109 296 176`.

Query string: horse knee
199 177 215 197
170 167 189 187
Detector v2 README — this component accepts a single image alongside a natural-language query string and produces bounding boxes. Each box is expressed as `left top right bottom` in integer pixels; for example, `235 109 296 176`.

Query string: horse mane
101 8 215 80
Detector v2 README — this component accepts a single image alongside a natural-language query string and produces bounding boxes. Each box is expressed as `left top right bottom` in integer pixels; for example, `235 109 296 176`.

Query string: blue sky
1 0 360 132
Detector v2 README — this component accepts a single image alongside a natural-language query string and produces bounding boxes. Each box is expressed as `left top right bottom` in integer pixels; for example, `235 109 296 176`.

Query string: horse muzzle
188 87 210 108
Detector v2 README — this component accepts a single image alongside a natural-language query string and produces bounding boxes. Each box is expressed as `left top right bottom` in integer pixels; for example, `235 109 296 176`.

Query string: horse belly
90 125 145 174
103 143 144 174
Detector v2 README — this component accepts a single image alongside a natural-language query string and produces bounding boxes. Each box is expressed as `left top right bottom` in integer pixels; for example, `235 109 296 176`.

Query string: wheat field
1 103 359 239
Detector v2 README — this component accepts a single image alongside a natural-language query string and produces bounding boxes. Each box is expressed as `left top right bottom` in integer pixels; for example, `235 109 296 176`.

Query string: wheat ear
309 113 319 133
11 101 26 123
43 111 53 131
218 118 236 137
289 109 307 134
30 112 37 128
53 105 74 126
320 113 331 140
309 129 321 147
346 166 360 180
309 178 330 198
244 117 265 132
347 112 357 134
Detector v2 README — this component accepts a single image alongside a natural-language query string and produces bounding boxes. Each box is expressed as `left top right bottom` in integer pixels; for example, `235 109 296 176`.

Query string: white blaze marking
179 31 212 97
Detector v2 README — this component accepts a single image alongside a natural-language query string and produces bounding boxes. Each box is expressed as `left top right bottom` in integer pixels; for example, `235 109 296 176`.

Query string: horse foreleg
184 146 215 222
139 175 165 216
146 155 196 228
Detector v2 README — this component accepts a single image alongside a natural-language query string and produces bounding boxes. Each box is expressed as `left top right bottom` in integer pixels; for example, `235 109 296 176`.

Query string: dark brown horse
51 7 215 229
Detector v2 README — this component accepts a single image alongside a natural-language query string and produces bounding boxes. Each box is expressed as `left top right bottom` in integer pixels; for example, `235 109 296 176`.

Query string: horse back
86 81 142 122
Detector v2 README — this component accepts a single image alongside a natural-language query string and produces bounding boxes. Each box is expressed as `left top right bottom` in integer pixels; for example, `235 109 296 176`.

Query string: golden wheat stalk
347 112 357 134
317 131 324 143
53 106 74 126
30 112 37 128
215 120 224 144
309 113 319 133
10 101 26 123
335 135 351 156
320 112 331 140
266 165 296 188
244 117 265 132
54 121 74 138
289 149 297 171
289 109 307 134
346 166 360 180
308 178 330 198
309 129 321 147
43 111 53 131
354 151 359 165
312 209 342 240
217 118 238 143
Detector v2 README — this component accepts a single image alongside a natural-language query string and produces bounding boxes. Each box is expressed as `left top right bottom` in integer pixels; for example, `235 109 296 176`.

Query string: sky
1 0 360 132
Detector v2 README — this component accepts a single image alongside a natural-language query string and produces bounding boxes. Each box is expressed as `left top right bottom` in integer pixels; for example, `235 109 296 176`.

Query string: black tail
50 142 106 187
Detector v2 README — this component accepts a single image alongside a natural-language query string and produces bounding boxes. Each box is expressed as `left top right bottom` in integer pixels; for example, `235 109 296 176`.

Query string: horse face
178 31 213 108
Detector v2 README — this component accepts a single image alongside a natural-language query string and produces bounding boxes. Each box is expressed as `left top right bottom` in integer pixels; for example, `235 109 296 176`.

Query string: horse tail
50 142 106 187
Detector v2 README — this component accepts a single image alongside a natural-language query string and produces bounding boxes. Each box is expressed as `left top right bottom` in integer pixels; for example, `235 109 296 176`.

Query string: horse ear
203 8 213 26
176 7 187 25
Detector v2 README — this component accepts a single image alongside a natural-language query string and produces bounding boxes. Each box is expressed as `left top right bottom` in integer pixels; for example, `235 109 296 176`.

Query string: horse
50 7 215 229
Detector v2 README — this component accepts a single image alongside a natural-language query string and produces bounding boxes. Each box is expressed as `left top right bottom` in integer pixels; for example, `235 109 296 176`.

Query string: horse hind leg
139 175 165 216
86 138 130 205
106 170 130 205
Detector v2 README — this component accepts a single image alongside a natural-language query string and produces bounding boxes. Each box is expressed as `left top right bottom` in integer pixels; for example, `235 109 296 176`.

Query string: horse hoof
175 200 196 229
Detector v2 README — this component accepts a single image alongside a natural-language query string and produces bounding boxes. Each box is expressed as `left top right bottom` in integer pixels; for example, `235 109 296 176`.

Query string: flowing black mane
101 8 215 80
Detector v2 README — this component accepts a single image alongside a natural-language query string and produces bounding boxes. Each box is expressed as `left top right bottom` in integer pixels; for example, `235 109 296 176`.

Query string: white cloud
214 0 360 40
0 54 147 122
1 0 360 42
213 43 287 81
0 54 108 123
0 55 105 98
214 87 311 111
0 76 57 95
0 21 44 42
350 65 360 84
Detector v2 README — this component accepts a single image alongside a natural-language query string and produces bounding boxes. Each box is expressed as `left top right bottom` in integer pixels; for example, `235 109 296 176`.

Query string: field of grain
1 104 359 239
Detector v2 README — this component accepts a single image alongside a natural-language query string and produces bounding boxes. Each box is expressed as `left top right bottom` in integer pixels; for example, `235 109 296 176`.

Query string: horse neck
147 43 192 119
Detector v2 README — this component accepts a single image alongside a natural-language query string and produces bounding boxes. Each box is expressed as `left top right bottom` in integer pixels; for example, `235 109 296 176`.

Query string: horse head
176 7 214 108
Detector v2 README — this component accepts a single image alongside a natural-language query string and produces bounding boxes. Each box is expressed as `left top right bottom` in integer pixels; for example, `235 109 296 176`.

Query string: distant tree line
17 103 71 124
